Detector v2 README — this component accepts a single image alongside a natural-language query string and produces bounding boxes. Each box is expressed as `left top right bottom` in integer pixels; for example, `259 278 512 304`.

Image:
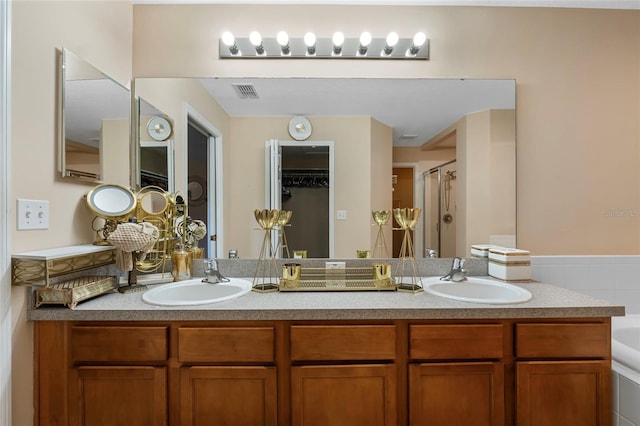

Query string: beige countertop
27 277 625 321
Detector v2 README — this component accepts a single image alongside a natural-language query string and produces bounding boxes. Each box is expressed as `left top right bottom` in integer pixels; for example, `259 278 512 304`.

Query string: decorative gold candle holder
393 207 423 293
253 209 281 292
372 210 391 258
276 210 292 258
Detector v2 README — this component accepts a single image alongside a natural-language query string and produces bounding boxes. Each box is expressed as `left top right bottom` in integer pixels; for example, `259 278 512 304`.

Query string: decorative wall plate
288 116 312 141
147 116 172 141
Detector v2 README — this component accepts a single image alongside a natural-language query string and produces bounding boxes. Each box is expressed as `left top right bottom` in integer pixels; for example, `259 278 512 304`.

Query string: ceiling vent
232 83 259 99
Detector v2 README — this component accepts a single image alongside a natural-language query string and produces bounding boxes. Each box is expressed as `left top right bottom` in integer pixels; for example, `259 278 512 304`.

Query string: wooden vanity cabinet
408 323 507 426
65 324 169 426
289 325 398 426
177 326 278 426
514 322 612 426
34 318 612 426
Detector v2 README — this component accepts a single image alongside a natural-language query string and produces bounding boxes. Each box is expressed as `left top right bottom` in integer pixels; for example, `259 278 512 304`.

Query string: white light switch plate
337 210 347 220
17 199 50 230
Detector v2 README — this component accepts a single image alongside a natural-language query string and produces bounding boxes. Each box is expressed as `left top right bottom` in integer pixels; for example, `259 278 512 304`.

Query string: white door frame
184 104 223 258
266 139 335 258
1 0 12 424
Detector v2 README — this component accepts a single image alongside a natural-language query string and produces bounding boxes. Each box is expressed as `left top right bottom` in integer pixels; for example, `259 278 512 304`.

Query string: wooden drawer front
178 327 275 363
71 326 168 363
515 323 610 359
290 325 396 361
410 324 504 360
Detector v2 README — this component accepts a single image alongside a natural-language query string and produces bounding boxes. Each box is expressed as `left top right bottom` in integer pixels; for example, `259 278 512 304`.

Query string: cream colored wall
132 4 640 255
460 110 517 254
227 115 377 258
10 1 133 423
102 119 131 187
370 118 393 256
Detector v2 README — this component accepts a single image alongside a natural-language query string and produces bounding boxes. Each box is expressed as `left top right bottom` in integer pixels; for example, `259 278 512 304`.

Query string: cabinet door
291 364 397 426
180 366 277 426
68 366 167 426
409 362 504 426
516 361 611 426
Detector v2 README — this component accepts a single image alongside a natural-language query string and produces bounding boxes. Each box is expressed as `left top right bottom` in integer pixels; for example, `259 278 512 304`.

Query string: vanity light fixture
332 31 344 56
218 31 429 60
358 31 372 56
221 31 240 55
304 32 317 56
249 31 265 55
277 31 290 55
383 32 399 56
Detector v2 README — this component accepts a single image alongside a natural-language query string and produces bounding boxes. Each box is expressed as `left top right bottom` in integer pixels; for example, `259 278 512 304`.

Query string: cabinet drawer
515 323 610 358
410 324 504 360
178 327 275 363
290 325 396 361
70 326 168 362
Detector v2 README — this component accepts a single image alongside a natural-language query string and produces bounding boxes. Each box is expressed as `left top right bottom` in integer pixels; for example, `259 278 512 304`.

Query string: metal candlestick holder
371 210 391 258
276 210 292 258
393 207 424 293
253 209 281 292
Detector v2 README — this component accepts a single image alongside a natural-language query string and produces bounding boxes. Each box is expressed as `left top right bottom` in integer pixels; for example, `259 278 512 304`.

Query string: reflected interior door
392 167 414 258
187 122 215 258
266 140 333 258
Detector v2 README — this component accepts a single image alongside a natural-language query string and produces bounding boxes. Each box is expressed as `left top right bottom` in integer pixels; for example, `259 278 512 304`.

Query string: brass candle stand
371 210 391 258
253 209 281 292
393 207 424 293
276 210 292 259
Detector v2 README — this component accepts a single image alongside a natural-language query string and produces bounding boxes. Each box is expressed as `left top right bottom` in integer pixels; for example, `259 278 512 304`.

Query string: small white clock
288 116 312 141
147 116 172 141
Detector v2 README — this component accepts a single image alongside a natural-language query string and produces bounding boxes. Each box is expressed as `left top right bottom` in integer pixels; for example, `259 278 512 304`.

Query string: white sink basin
142 278 252 306
422 277 532 304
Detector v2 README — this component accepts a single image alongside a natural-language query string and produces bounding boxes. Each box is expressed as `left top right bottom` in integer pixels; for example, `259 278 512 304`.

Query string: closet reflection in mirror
136 97 174 192
58 48 130 182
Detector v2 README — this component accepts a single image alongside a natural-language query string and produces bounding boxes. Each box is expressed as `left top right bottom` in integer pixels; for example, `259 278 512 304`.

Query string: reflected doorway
392 167 414 257
266 140 334 258
187 120 217 258
423 161 457 258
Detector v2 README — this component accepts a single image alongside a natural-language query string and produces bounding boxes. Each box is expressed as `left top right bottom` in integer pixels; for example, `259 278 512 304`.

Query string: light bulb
359 31 372 47
359 31 372 55
221 31 235 47
249 31 262 47
413 32 427 47
332 31 345 47
276 31 289 47
304 32 316 55
304 32 316 47
386 32 399 47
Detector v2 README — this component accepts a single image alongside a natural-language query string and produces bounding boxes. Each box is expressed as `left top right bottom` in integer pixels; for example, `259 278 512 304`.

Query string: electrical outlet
17 199 50 230
325 261 346 269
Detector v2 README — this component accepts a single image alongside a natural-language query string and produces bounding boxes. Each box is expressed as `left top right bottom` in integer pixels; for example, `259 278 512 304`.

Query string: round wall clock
288 116 312 141
147 116 172 141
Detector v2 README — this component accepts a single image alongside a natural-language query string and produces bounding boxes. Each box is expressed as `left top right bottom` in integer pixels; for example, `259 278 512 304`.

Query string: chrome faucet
203 259 230 284
440 257 467 282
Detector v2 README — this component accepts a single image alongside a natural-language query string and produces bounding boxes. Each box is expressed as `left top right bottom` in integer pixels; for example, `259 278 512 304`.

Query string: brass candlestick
276 210 292 258
371 210 391 258
253 209 281 292
393 207 423 293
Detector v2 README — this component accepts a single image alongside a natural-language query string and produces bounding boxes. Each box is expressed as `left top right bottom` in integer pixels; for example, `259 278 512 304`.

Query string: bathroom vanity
30 283 623 426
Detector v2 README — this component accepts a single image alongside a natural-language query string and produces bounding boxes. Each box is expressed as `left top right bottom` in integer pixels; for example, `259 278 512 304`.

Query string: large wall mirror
57 48 131 182
133 77 516 259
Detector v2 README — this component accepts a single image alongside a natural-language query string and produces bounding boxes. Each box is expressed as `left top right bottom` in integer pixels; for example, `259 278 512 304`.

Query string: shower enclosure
423 161 457 258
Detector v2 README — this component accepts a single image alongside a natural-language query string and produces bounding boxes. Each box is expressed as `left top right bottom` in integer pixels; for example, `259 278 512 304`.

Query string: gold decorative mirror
85 184 136 244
